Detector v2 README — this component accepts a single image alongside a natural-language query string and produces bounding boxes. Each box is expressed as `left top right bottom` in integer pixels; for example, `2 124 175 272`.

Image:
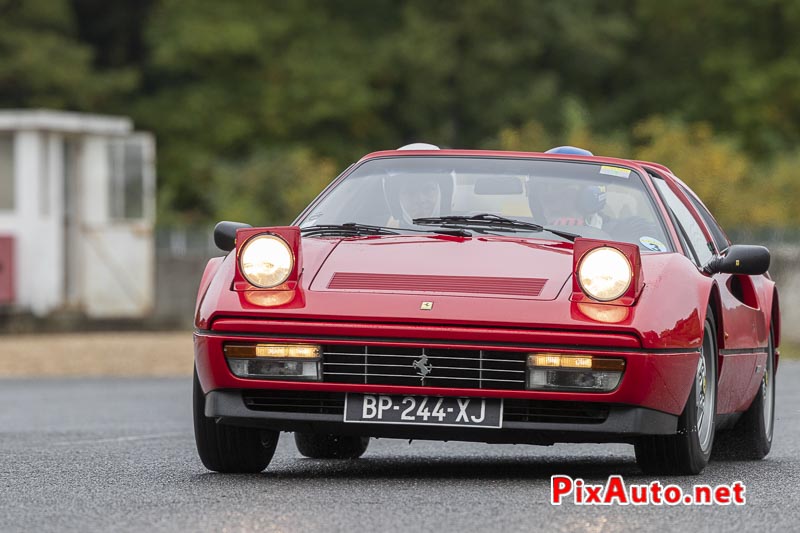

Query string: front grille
241 391 608 425
322 345 527 390
243 390 344 414
503 399 609 424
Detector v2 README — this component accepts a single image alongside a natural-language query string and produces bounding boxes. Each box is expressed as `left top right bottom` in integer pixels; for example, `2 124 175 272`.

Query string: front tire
635 307 718 475
193 368 279 473
294 433 369 459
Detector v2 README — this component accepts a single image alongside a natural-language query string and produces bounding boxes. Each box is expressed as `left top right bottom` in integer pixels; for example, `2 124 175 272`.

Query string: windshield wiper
301 222 471 238
413 213 579 241
301 223 400 237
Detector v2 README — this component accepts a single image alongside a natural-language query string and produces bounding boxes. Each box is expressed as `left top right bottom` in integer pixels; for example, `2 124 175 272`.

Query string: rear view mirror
705 244 770 275
214 221 252 251
474 176 523 195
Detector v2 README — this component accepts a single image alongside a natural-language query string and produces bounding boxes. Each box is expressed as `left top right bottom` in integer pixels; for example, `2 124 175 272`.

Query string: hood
308 235 573 301
199 235 709 350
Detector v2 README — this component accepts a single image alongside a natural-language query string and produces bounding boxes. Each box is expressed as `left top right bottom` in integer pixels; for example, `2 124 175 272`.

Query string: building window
0 134 13 210
108 138 145 219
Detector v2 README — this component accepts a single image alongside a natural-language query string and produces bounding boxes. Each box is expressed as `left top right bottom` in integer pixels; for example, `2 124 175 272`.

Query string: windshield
298 156 672 251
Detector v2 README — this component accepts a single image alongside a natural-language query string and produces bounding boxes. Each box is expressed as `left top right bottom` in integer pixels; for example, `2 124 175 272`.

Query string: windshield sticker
640 236 667 252
599 166 631 178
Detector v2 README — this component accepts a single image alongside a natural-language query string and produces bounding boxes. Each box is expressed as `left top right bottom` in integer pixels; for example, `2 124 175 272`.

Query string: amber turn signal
224 343 321 359
528 354 624 371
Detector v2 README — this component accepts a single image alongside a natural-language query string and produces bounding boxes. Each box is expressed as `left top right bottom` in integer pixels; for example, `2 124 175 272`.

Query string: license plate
344 394 503 429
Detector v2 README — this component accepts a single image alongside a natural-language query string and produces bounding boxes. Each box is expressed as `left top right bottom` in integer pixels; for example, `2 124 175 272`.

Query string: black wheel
193 368 279 473
713 325 775 460
635 306 717 475
294 433 369 459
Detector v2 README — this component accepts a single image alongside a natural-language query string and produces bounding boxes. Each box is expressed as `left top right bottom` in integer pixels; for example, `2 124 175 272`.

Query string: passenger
575 185 607 229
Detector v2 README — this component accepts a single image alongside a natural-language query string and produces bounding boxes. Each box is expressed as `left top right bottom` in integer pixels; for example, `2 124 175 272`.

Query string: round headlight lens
239 234 293 288
578 247 632 302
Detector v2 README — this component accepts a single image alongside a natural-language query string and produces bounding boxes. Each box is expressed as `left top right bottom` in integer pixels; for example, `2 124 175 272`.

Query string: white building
0 109 156 318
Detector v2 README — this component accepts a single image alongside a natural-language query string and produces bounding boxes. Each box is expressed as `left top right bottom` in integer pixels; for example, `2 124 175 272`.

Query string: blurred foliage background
2 0 800 230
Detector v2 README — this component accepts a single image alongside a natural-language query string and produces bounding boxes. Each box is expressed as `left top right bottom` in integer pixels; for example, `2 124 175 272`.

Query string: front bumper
194 320 699 443
204 389 678 444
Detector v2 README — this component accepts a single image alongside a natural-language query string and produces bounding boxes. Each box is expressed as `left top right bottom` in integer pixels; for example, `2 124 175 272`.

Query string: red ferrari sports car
193 145 778 475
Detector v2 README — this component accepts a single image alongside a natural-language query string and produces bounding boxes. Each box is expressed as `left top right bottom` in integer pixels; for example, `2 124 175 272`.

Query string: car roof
359 149 659 175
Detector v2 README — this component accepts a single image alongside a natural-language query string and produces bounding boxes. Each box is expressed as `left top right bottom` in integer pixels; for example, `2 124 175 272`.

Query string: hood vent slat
327 272 546 297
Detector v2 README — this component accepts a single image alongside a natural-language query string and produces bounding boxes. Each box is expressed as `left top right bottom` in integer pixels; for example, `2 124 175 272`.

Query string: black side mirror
214 221 252 252
704 244 770 275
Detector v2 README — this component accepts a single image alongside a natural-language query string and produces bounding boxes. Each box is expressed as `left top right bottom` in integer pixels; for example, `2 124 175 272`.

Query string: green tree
632 117 751 227
2 0 798 229
210 148 337 227
609 0 800 154
375 0 633 148
137 0 389 223
0 0 134 109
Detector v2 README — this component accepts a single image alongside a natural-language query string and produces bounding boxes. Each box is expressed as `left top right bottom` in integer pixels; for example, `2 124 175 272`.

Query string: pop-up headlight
239 234 294 288
571 239 643 306
577 247 632 302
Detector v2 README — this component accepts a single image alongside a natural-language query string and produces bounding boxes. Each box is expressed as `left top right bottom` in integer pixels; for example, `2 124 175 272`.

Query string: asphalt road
2 363 799 533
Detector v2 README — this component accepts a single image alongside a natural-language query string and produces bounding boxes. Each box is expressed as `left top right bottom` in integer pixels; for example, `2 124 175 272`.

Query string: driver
393 175 442 225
